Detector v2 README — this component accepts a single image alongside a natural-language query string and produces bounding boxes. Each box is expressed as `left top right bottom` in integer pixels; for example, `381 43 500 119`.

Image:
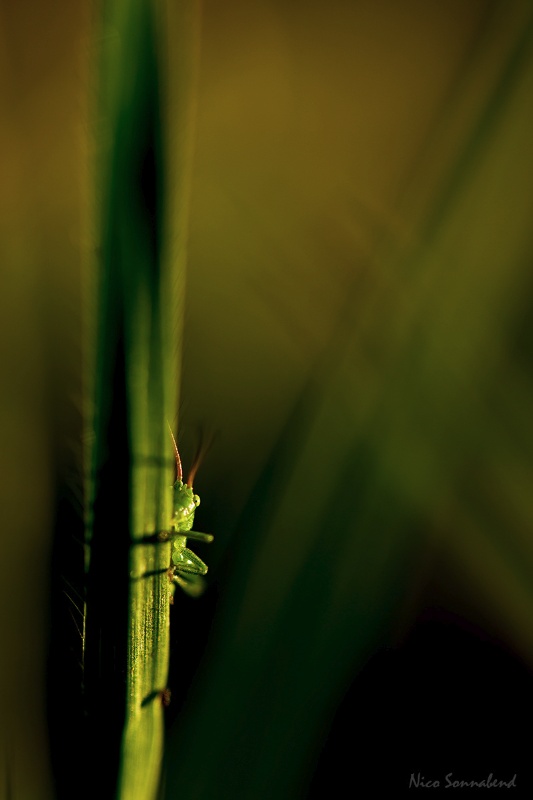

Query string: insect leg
184 530 214 543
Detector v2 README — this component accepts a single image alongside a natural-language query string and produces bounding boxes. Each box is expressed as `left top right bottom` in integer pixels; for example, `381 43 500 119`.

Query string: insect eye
193 494 200 507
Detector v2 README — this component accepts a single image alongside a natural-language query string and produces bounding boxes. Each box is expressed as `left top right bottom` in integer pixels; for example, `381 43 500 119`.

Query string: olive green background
1 1 533 798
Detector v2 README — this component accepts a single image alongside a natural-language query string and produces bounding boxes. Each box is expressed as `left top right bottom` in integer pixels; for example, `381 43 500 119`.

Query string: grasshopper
166 425 213 597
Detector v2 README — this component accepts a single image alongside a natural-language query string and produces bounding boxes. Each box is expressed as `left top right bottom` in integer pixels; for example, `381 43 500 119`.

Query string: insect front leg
167 533 209 599
172 534 208 576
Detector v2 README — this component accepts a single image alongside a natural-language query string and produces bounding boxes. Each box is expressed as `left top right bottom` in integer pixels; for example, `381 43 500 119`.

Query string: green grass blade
84 0 198 798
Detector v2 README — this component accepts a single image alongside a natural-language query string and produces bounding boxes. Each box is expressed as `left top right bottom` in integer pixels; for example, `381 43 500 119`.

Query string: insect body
167 426 213 596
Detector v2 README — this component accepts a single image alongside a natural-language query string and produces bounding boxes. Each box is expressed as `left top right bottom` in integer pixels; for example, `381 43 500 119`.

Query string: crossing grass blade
162 8 533 797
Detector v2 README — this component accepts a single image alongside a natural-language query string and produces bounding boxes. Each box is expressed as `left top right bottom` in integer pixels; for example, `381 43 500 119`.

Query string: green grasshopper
167 426 213 597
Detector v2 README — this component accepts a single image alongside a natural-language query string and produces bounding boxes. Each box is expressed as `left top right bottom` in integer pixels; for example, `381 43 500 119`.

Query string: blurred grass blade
163 7 533 797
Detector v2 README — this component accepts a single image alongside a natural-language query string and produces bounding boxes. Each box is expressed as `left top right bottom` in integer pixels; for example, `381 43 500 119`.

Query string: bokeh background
2 0 533 797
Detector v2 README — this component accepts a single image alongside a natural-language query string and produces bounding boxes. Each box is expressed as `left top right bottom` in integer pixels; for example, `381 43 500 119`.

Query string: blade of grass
84 0 198 798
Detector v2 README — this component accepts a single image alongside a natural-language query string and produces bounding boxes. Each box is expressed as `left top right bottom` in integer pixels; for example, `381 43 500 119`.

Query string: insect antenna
186 428 216 488
167 422 183 483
